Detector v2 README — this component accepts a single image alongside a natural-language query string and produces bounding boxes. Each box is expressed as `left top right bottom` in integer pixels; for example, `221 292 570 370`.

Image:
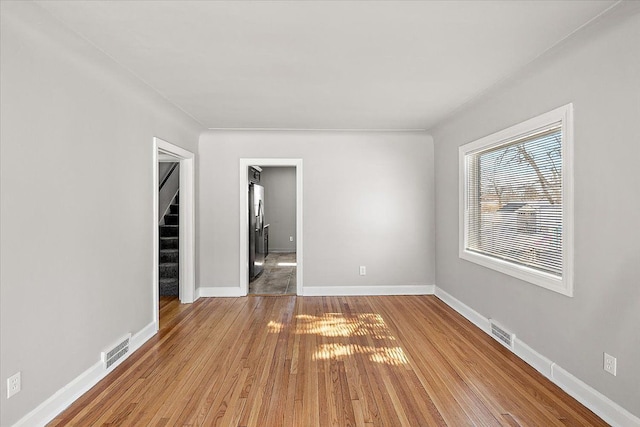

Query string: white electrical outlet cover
604 353 617 376
7 372 21 398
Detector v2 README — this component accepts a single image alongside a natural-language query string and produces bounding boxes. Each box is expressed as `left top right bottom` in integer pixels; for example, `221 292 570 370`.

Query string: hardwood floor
49 295 607 426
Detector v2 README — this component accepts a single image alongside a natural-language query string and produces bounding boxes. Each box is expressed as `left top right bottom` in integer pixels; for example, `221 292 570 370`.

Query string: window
459 104 573 296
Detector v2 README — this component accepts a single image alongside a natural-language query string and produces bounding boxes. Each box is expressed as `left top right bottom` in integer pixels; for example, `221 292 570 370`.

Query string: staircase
159 193 179 296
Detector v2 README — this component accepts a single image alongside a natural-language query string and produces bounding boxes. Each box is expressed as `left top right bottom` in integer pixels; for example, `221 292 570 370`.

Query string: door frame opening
153 137 196 327
239 158 303 296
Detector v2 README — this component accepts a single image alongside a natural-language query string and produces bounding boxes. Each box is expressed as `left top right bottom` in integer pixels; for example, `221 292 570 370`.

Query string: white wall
261 167 296 253
198 131 434 291
158 163 179 221
158 162 175 183
0 3 202 425
430 4 640 418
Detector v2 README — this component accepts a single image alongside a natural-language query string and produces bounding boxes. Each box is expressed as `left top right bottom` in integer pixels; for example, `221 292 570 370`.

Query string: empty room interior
1 1 639 426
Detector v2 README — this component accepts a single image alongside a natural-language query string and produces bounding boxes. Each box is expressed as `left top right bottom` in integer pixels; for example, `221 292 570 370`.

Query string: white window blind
459 103 573 296
465 126 563 277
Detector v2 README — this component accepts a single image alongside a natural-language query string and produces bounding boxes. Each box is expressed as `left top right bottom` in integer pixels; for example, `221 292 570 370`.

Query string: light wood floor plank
49 295 608 426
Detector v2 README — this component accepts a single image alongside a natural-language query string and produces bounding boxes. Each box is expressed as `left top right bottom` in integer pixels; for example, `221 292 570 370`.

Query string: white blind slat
466 126 563 277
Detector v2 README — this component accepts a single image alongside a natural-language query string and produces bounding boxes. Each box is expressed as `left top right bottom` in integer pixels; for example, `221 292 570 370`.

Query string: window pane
466 127 563 276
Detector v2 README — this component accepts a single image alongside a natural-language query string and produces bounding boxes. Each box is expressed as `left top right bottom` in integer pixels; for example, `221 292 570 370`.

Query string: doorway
249 166 297 295
239 158 303 296
153 138 195 329
158 159 180 298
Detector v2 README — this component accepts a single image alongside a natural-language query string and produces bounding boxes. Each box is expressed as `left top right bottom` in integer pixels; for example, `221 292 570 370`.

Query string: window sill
459 249 573 297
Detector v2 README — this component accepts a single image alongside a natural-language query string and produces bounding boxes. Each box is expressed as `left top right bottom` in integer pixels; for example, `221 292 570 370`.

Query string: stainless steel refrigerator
249 183 266 280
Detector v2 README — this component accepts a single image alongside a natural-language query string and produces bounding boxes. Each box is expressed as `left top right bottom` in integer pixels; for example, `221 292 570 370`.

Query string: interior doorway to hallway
248 165 297 295
239 159 303 296
158 158 180 298
153 137 195 329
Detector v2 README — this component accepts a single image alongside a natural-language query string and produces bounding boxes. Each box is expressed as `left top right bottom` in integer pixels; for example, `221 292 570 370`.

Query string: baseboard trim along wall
197 286 245 298
303 284 435 296
197 284 436 297
434 287 640 427
12 321 157 427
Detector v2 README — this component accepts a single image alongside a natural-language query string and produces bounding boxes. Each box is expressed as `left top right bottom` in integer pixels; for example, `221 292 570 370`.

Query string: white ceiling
36 1 617 130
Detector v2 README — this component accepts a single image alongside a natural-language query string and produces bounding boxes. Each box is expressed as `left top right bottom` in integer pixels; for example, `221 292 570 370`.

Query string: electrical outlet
359 266 366 276
7 372 21 398
604 353 617 376
289 236 293 242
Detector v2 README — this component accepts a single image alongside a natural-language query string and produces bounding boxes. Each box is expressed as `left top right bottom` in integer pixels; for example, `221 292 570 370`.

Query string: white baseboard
434 286 640 427
551 365 640 427
197 286 245 298
513 339 554 381
434 286 490 333
131 322 158 353
303 284 435 296
268 249 296 254
12 321 157 427
196 284 434 298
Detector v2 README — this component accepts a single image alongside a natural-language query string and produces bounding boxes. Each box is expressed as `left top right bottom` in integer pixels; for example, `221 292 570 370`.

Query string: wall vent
489 320 514 349
101 333 131 370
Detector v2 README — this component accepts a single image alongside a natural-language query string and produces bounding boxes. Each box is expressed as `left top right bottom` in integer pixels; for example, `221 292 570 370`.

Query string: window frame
458 104 574 297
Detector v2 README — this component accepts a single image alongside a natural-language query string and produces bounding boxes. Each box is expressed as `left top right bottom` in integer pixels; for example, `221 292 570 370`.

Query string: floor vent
489 320 514 349
101 333 131 370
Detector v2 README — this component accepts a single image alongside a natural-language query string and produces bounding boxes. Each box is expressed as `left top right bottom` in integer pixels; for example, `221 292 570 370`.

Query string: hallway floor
249 252 296 295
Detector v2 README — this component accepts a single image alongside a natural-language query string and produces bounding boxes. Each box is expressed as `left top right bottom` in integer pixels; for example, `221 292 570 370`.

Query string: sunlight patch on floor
313 343 408 366
267 320 285 333
268 312 407 365
293 313 395 340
